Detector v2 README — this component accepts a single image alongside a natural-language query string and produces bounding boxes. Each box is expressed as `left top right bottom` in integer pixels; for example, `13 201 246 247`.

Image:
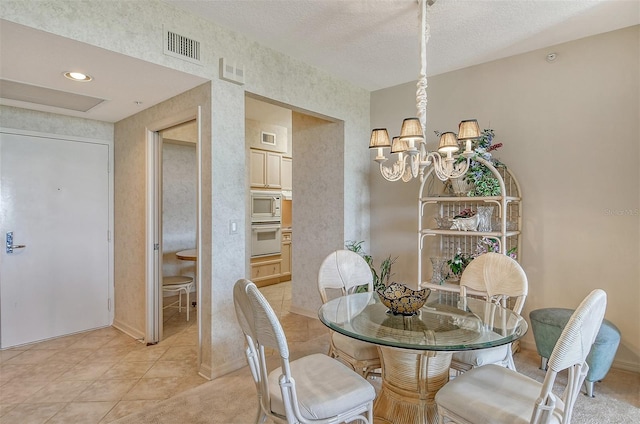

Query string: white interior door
0 131 111 348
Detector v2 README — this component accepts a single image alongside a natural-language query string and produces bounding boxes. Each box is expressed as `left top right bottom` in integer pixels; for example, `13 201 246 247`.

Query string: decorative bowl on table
376 282 431 316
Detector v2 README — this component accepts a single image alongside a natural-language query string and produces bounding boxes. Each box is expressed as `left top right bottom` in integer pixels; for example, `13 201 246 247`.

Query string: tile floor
4 282 637 423
0 282 298 424
0 293 206 424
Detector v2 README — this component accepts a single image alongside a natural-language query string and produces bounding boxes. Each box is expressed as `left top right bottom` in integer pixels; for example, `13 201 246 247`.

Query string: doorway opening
159 120 198 340
145 108 201 348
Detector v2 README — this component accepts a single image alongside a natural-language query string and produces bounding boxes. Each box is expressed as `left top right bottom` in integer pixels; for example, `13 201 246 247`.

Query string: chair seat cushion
268 353 375 420
436 364 564 424
452 344 509 367
332 332 379 360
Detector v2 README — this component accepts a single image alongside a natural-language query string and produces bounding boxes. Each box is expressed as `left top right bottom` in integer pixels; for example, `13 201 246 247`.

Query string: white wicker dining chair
452 252 528 372
233 279 375 424
317 250 381 378
436 288 607 424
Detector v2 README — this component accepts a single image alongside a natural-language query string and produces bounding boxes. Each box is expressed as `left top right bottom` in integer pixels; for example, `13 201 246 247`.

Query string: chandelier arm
426 153 471 181
379 157 407 182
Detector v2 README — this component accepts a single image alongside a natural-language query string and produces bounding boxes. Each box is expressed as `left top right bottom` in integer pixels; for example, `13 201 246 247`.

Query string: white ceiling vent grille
163 28 202 65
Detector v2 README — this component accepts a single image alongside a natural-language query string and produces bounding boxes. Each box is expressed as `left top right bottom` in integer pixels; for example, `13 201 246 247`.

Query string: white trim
144 108 201 354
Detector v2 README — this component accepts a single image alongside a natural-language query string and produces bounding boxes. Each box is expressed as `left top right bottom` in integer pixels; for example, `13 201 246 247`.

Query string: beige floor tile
174 375 208 393
46 401 116 424
102 336 144 349
42 348 94 366
98 400 161 423
122 377 182 401
0 379 48 404
0 350 26 364
2 349 57 365
67 335 113 350
0 363 35 385
0 402 64 424
143 360 198 379
28 380 92 403
0 403 17 418
158 346 197 362
21 362 74 382
121 345 169 362
58 362 114 381
99 361 155 380
75 379 138 402
86 346 132 363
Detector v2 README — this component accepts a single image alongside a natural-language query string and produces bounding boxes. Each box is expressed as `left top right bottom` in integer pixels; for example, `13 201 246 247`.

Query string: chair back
233 279 289 422
532 289 607 424
318 250 373 303
460 252 528 314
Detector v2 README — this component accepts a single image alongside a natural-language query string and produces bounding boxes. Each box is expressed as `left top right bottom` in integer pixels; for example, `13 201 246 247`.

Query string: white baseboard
200 356 247 380
112 319 145 343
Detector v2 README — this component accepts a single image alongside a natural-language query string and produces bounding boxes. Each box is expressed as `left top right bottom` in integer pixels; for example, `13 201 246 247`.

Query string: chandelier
368 0 480 183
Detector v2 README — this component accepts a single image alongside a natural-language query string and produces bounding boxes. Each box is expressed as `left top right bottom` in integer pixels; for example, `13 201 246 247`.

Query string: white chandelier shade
368 0 480 183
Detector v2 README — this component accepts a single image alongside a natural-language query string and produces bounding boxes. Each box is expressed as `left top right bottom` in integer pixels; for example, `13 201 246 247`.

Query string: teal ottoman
529 308 620 397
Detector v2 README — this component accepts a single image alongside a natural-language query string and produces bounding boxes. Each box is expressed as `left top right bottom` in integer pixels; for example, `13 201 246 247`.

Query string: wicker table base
374 347 452 424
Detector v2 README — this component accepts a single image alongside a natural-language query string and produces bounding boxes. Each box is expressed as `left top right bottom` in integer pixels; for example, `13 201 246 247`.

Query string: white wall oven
251 190 281 223
251 222 281 257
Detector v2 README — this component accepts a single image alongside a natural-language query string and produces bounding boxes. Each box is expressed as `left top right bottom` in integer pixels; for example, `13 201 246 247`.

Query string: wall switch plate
229 220 238 235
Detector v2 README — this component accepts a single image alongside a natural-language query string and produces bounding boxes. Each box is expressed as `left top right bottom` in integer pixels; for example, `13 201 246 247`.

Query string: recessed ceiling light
64 71 93 82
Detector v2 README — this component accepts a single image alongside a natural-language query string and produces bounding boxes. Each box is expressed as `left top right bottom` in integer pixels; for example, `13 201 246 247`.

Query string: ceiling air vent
163 28 202 65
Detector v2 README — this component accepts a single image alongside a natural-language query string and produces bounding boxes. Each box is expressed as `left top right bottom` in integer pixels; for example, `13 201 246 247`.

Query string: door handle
6 232 26 253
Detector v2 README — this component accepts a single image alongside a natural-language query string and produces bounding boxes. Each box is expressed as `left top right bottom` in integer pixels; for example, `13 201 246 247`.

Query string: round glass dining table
318 291 528 424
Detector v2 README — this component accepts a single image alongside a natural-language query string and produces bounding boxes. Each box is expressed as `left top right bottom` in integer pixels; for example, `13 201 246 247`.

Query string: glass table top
318 291 528 351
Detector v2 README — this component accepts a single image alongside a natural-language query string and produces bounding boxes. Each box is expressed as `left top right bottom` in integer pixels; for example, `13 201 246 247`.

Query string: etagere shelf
418 157 522 293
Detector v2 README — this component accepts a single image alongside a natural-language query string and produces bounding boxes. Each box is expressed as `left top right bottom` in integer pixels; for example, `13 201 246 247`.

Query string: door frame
145 108 202 347
0 127 115 344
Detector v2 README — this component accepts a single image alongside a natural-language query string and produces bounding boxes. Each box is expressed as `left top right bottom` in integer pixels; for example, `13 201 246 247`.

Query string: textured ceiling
166 0 639 91
0 1 637 122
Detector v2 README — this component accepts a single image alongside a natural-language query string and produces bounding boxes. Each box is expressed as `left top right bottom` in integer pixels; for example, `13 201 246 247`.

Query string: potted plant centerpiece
345 241 430 315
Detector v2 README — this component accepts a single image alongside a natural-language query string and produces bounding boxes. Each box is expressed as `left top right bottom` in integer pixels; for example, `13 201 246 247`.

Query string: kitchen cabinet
280 230 292 281
418 159 522 293
250 149 282 189
281 156 292 191
250 255 282 287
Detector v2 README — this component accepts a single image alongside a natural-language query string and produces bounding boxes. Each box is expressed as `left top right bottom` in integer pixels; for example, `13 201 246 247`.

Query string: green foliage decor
455 128 505 197
345 240 397 292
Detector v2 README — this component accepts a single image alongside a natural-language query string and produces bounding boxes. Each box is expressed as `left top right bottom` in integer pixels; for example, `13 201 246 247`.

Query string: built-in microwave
251 190 281 223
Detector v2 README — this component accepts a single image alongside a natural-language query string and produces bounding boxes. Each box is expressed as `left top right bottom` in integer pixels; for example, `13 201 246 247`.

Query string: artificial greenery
345 240 397 292
447 248 473 278
459 128 505 196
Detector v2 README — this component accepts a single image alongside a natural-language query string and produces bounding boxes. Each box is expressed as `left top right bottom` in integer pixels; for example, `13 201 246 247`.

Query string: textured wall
113 83 211 349
0 106 113 140
371 26 640 371
2 0 371 378
290 112 345 315
162 142 197 280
